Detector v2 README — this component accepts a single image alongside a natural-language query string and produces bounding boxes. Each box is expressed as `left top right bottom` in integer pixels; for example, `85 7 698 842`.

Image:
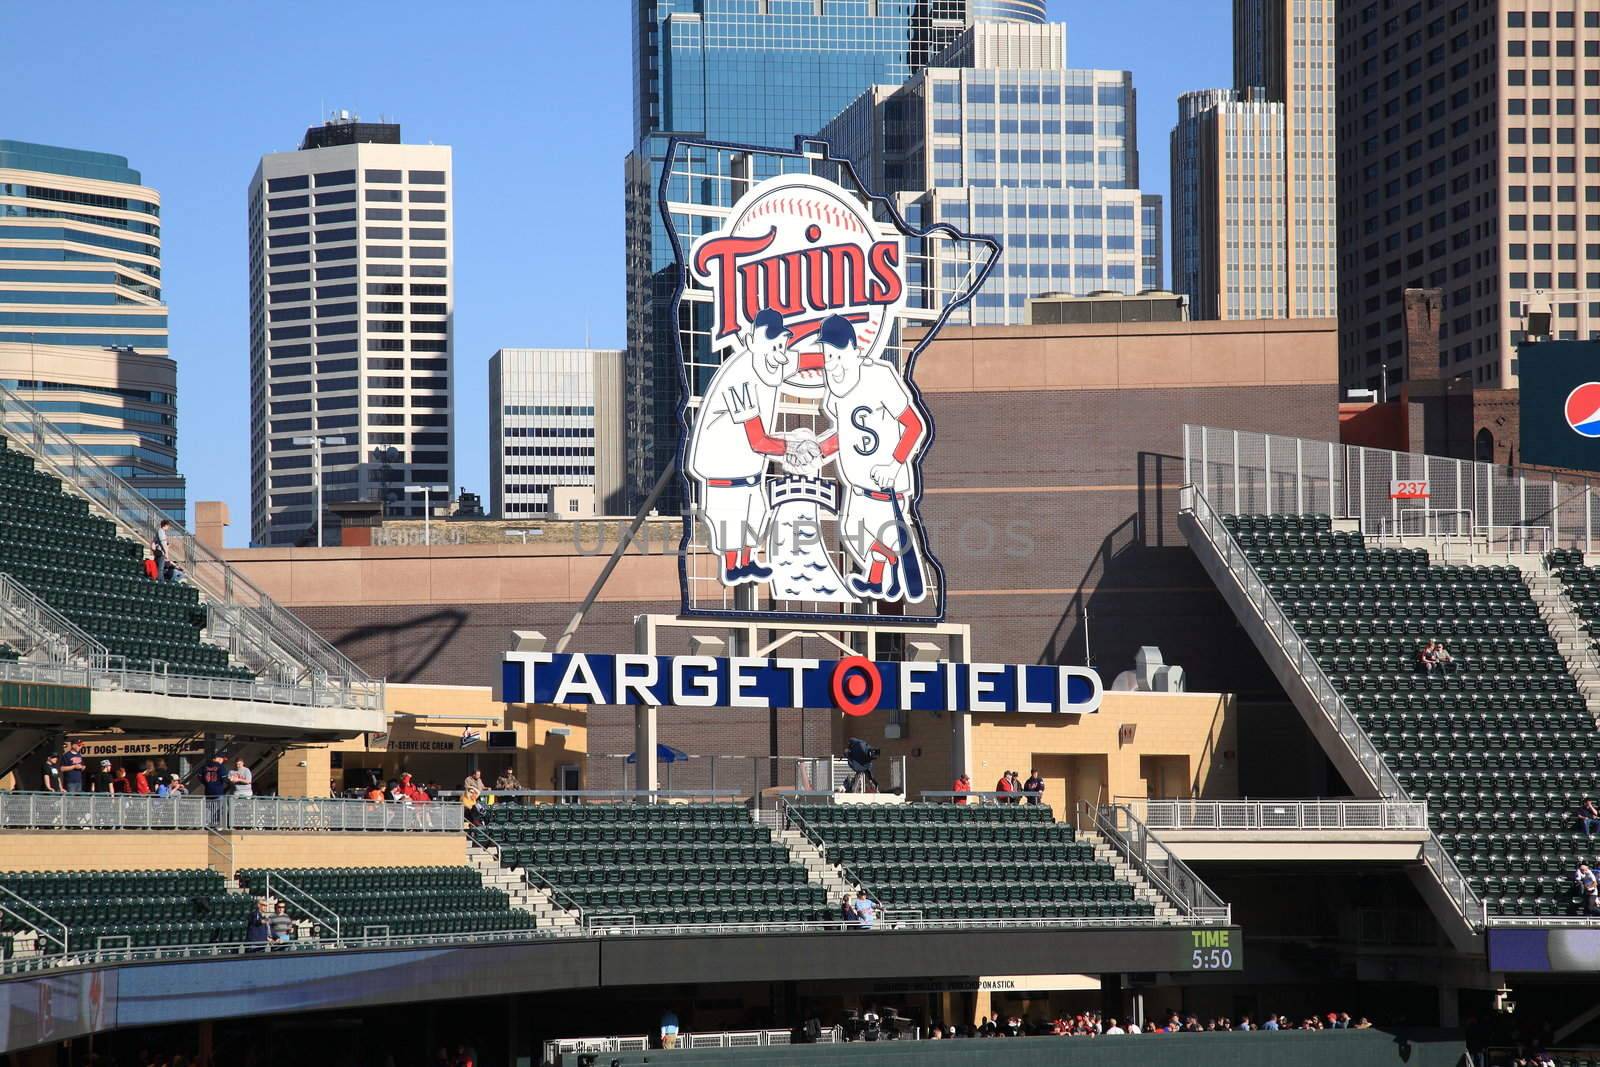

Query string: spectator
201 754 228 825
1236 1014 1254 1031
995 771 1016 803
1023 769 1044 805
1353 1017 1373 1030
389 780 411 805
496 768 522 791
60 742 86 793
41 753 60 792
153 520 173 583
91 759 113 792
133 760 153 795
268 900 295 946
108 765 131 794
851 889 877 930
839 896 855 924
953 773 971 804
1583 799 1600 838
979 1013 999 1037
463 768 487 795
660 1009 681 1050
1126 1019 1142 1034
228 758 254 798
462 788 484 829
398 772 430 803
1577 863 1599 915
1262 1016 1280 1031
1432 640 1456 673
246 899 272 950
1418 640 1438 673
1104 1018 1125 1035
364 780 386 802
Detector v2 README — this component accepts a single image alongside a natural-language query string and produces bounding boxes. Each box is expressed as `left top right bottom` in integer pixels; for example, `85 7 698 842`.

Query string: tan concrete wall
966 691 1238 818
0 832 209 871
831 690 1237 811
224 832 465 874
910 318 1337 395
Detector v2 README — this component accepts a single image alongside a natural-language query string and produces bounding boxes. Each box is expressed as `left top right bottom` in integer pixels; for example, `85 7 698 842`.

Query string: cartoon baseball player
687 308 808 585
810 315 929 601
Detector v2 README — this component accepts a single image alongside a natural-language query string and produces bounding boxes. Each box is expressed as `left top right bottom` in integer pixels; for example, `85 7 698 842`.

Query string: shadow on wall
327 607 468 683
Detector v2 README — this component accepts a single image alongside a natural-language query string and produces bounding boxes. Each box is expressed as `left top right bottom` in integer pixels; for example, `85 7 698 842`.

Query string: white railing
543 1029 844 1062
1183 423 1595 557
0 380 381 711
0 792 462 832
1079 801 1231 923
226 795 463 832
0 571 107 667
1179 483 1485 929
1135 798 1429 832
0 791 208 829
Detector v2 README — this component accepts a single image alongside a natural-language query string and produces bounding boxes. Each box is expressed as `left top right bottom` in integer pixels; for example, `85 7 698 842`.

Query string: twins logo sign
684 171 937 612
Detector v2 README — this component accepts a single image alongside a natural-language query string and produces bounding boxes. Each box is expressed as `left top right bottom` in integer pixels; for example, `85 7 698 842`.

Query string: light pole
292 435 348 547
405 484 436 545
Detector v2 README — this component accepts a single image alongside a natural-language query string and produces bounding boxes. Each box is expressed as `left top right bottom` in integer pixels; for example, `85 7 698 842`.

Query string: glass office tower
0 140 185 519
625 0 1045 507
820 22 1163 325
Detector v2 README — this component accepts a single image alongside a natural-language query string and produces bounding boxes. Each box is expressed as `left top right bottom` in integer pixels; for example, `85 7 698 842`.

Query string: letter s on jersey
850 406 879 456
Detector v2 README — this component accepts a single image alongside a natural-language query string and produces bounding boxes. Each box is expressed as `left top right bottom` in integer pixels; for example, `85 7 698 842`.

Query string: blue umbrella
625 744 689 764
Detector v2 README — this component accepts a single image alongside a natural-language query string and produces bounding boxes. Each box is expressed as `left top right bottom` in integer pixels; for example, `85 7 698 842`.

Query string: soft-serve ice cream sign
683 172 938 616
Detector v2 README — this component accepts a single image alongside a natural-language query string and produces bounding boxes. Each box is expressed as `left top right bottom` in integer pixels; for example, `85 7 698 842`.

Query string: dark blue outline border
659 135 1002 626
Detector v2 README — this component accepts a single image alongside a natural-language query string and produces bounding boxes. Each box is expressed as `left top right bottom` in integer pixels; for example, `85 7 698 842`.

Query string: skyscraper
489 347 626 518
1171 88 1286 319
1169 0 1335 322
821 21 1163 325
1336 2 1593 393
247 116 453 546
0 140 185 519
625 0 1045 507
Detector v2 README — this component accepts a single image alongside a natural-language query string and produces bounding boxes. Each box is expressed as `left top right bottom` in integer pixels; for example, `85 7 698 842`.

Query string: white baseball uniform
822 362 924 566
689 348 782 553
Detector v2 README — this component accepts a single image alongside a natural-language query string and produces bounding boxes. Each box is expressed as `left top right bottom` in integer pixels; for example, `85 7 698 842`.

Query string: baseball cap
752 308 791 340
818 315 857 350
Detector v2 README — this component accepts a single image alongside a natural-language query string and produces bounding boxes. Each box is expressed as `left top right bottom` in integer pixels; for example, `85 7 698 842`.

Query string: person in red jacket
133 760 153 795
953 773 971 805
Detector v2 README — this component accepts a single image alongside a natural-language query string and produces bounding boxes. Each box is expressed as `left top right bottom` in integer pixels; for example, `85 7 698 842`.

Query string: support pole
633 614 658 798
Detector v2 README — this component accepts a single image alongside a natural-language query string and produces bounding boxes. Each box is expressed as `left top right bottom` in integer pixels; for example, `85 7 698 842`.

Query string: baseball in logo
685 172 933 608
1567 382 1600 439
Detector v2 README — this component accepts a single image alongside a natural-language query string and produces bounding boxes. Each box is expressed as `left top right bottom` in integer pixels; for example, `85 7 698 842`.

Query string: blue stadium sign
502 652 1101 717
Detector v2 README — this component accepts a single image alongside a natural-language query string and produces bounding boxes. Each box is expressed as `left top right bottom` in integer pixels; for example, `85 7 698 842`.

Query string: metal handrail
0 885 69 955
1180 483 1485 927
0 571 110 668
228 794 463 832
1134 798 1429 832
0 380 381 709
1079 801 1230 922
262 871 341 943
471 828 587 922
0 791 208 830
775 796 883 909
0 792 466 832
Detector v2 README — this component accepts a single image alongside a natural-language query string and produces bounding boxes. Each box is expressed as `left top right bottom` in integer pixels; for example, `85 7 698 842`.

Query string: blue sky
1 1 1228 546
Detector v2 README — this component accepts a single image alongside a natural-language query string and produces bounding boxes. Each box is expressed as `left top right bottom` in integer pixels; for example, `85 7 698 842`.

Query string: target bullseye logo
831 656 882 717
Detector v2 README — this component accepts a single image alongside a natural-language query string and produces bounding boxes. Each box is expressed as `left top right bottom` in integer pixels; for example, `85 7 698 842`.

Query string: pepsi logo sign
1567 382 1600 439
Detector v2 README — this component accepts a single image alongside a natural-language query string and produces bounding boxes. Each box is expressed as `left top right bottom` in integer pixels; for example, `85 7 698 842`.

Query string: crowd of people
920 1009 1374 1039
35 742 254 802
950 770 1045 804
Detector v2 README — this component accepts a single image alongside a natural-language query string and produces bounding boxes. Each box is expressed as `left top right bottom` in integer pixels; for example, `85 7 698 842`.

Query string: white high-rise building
247 115 453 546
489 348 625 518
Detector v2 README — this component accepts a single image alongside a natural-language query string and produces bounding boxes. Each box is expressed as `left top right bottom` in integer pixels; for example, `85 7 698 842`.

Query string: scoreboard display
1518 340 1600 472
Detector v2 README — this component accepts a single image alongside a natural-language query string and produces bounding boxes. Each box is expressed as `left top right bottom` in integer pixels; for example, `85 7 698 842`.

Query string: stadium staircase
0 381 381 724
476 802 833 927
467 840 581 931
782 800 1179 922
1181 492 1600 944
775 823 860 905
